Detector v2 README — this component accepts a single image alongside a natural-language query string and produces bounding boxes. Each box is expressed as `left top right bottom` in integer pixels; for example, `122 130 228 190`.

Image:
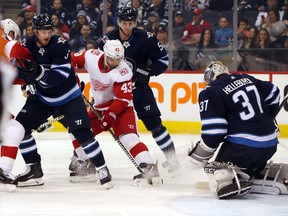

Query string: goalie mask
104 39 124 60
0 19 21 41
204 61 229 84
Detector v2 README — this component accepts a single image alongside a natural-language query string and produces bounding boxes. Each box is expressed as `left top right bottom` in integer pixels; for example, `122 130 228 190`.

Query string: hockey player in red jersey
71 39 162 185
0 19 27 191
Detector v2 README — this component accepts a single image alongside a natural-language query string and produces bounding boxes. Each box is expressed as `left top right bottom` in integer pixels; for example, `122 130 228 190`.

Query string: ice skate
96 165 113 189
0 168 17 192
16 162 44 187
69 159 97 183
133 162 163 186
68 155 78 172
162 153 181 175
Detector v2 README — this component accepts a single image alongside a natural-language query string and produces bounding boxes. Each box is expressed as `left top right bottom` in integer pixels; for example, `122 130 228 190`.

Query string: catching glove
134 67 150 88
184 140 216 170
101 110 116 130
17 60 45 84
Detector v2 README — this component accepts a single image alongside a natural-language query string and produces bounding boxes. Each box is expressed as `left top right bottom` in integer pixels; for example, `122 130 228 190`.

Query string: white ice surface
1 132 288 216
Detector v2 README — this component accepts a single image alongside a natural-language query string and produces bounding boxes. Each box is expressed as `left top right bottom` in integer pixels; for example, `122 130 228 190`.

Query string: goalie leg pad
252 161 288 195
205 162 252 199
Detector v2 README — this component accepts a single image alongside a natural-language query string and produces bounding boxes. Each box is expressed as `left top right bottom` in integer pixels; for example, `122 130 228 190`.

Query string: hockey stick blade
35 115 65 132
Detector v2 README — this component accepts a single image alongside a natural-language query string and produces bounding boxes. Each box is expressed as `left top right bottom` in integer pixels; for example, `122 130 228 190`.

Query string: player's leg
63 96 111 187
133 87 179 173
68 108 104 182
15 95 54 187
114 107 162 185
0 117 24 191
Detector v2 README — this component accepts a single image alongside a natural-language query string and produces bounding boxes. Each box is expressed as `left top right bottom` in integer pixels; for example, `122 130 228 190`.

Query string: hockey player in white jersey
186 61 288 199
70 39 162 185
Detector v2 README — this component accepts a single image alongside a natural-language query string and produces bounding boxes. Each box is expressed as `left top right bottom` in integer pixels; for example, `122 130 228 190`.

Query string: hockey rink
1 132 288 216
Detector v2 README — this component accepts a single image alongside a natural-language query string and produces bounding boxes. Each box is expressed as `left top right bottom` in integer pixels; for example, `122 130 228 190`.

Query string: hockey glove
134 68 150 88
17 60 46 84
184 140 216 170
101 110 116 130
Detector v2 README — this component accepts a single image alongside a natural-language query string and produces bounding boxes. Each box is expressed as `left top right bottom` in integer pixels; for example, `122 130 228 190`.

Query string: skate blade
150 176 163 186
69 174 98 183
103 182 113 190
17 178 44 187
133 177 163 186
0 183 17 192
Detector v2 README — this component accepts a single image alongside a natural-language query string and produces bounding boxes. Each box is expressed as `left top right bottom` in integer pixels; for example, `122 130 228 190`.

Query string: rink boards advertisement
9 71 288 136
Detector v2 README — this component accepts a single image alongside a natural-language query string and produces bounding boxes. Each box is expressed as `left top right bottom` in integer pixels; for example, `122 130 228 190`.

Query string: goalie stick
274 93 288 118
81 94 144 175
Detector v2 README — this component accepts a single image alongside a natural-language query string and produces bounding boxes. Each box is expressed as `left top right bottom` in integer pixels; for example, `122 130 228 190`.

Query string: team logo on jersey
123 41 130 48
119 68 128 76
57 37 66 44
38 48 45 56
91 78 110 92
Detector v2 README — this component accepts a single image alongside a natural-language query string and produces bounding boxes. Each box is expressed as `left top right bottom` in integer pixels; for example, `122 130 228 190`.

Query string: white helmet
0 18 21 41
204 61 229 84
103 39 124 60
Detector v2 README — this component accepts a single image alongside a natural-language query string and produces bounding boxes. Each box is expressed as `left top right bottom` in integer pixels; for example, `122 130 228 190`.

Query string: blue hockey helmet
33 13 53 30
204 61 229 84
116 7 137 21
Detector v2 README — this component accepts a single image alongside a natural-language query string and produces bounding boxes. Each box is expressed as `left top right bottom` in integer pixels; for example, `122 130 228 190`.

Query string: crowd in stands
15 0 288 71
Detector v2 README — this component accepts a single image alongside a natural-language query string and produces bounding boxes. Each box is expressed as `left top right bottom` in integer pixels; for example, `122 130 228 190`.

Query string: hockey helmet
0 19 21 40
204 61 229 84
104 39 125 60
116 6 137 21
33 13 53 30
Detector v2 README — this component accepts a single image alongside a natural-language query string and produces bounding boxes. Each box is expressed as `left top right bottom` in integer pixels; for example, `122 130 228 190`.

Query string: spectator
156 25 170 49
182 8 212 46
214 16 233 47
253 28 276 71
144 11 161 34
238 27 259 71
237 18 250 43
194 28 218 69
261 9 287 42
95 0 117 36
255 0 284 28
21 23 34 39
85 40 98 50
143 0 169 27
173 10 186 48
70 10 91 39
72 0 99 33
70 24 96 52
18 5 35 35
173 0 186 11
185 0 209 11
43 0 72 27
51 13 70 40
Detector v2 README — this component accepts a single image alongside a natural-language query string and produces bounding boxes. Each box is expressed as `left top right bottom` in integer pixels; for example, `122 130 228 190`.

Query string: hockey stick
36 115 64 132
274 93 288 118
81 94 144 174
